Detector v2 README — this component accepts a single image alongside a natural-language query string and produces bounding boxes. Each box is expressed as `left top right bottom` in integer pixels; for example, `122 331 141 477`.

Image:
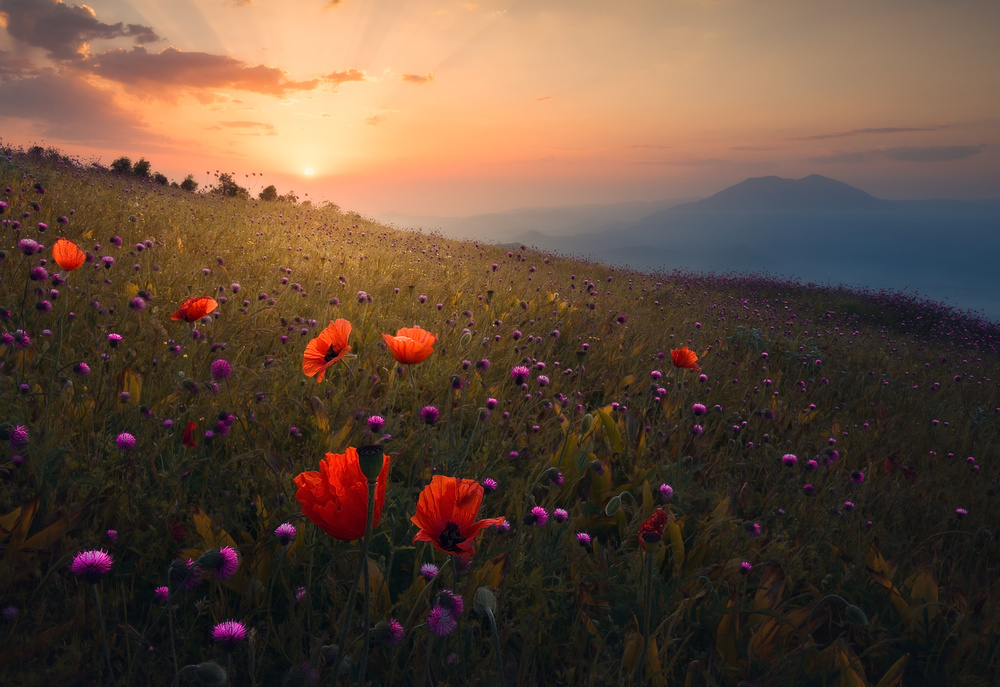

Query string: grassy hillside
1 145 999 686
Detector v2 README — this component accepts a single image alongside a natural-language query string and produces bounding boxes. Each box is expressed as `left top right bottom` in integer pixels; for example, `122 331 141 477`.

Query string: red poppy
638 508 669 550
411 476 504 559
294 447 390 541
52 238 86 271
382 326 438 365
671 346 700 371
302 318 352 382
172 296 218 322
182 421 198 448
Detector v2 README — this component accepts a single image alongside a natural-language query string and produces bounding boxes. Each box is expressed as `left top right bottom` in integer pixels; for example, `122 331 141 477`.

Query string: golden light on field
304 168 314 176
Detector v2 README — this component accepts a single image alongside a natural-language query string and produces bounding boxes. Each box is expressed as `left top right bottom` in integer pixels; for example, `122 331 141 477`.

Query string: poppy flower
671 346 700 371
182 421 198 448
52 238 86 271
411 476 505 559
382 326 438 365
294 447 390 541
638 508 669 550
302 318 352 382
171 296 218 322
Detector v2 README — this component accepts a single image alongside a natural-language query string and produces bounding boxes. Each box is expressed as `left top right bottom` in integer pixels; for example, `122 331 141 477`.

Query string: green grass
1 145 998 686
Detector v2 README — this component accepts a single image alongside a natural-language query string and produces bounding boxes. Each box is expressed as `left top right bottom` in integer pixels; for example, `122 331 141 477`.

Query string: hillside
2 147 999 686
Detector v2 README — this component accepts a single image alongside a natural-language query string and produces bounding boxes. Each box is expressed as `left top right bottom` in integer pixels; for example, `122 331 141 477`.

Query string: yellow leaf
330 419 354 451
716 599 739 666
126 283 139 298
873 653 909 687
835 639 869 687
640 480 653 515
622 630 642 674
0 506 23 542
3 495 39 557
554 432 578 470
308 396 329 434
360 559 391 617
596 406 624 453
667 518 685 574
118 367 141 406
176 236 184 252
909 569 939 607
190 506 217 548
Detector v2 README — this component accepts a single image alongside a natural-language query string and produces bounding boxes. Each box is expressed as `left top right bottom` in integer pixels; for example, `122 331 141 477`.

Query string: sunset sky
1 0 998 216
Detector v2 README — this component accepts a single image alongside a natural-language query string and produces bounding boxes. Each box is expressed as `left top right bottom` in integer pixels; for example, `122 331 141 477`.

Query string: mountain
508 175 1000 320
378 197 692 242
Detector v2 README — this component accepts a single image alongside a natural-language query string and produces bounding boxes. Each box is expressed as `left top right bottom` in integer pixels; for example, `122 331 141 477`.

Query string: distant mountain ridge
686 173 885 210
385 174 1000 319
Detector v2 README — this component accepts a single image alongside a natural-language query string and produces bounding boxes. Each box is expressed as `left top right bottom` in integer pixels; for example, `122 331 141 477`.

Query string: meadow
1 145 998 686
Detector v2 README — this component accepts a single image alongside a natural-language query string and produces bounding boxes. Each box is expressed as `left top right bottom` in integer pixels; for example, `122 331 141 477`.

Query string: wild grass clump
1 144 998 686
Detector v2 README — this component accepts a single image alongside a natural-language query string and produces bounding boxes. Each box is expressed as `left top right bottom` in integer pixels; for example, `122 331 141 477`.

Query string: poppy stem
637 548 655 687
356 480 376 686
330 479 377 684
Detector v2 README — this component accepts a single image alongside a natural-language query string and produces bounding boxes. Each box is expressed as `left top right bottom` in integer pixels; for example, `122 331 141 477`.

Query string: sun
303 167 314 176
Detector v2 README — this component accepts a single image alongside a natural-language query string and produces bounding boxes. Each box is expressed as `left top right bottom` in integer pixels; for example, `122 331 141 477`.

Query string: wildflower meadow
1 145 998 686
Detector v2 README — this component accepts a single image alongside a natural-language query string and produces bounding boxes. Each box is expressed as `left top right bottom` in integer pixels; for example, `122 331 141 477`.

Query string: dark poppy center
324 345 339 362
438 522 466 552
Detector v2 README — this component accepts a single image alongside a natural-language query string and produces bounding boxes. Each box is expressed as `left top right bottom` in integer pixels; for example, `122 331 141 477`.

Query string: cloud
794 125 948 141
0 0 160 61
87 46 320 97
218 121 275 133
810 144 986 164
402 72 434 84
625 144 669 149
325 0 343 7
881 144 986 162
0 70 152 144
533 96 552 102
324 68 366 89
0 49 39 79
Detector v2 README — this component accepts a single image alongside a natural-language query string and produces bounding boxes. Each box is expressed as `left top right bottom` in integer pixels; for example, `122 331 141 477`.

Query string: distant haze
386 174 1000 320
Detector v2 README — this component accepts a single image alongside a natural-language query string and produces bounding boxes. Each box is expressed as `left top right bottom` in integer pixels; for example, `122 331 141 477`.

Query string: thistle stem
637 548 654 687
93 583 116 685
486 607 506 687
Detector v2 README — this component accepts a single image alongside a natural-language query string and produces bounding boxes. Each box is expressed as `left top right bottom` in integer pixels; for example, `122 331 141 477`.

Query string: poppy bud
357 444 385 482
474 586 497 615
185 661 228 686
459 331 472 348
581 413 594 433
845 604 869 626
605 495 622 516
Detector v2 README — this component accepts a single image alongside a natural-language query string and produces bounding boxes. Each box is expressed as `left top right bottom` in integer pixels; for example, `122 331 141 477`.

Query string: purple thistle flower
745 522 762 538
367 415 386 433
781 453 797 467
740 561 753 575
850 470 865 484
692 403 706 416
211 620 248 651
843 501 855 511
8 425 30 450
153 586 170 605
659 484 674 501
482 477 498 493
494 518 511 533
526 506 548 526
385 618 405 647
419 563 439 581
427 606 457 636
29 266 48 281
802 483 815 496
116 432 136 451
107 333 123 348
510 365 530 384
553 508 569 523
955 507 968 518
275 523 297 545
485 397 498 410
436 589 464 615
129 297 146 311
210 359 232 380
420 405 439 425
69 549 113 583
215 546 239 579
536 374 550 387
17 238 43 255
106 529 118 541
576 532 592 547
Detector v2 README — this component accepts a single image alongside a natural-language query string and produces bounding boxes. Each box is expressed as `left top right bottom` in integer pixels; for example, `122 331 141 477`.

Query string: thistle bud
845 604 869 626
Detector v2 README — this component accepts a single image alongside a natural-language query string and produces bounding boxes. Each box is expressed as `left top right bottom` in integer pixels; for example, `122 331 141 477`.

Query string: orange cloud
324 68 366 89
87 46 319 97
402 73 434 85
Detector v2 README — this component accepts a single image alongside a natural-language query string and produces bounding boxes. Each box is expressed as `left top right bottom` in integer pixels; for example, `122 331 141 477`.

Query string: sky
1 0 998 216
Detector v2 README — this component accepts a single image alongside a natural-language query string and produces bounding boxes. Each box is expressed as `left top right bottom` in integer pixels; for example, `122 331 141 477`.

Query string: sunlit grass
1 145 998 685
